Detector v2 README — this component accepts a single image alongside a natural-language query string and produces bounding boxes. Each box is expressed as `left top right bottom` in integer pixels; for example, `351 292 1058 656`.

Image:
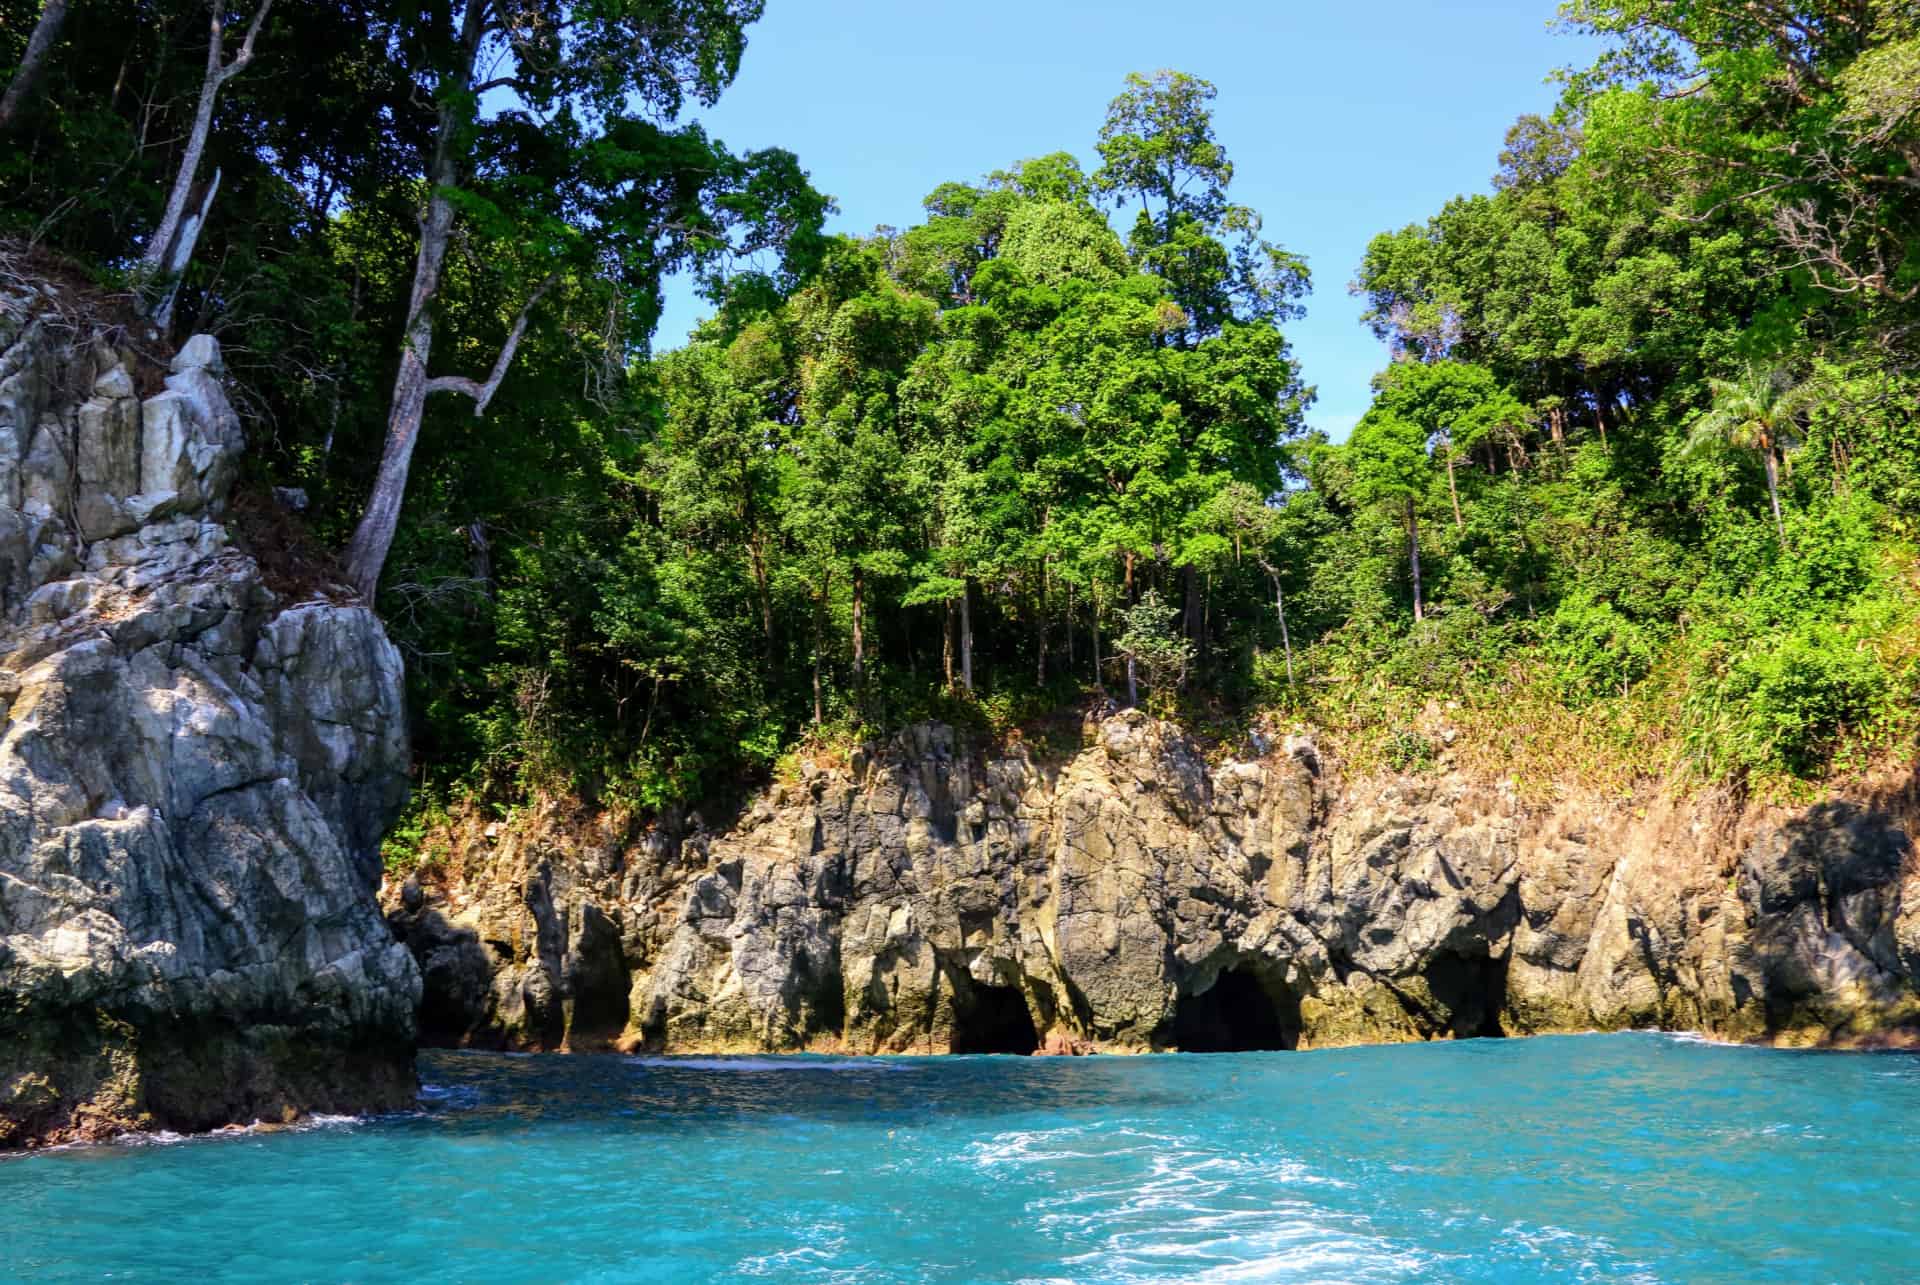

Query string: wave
96 1111 368 1150
418 1080 484 1109
961 1123 1416 1283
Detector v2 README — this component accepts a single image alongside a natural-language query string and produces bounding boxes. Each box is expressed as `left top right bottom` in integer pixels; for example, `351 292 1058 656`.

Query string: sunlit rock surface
393 709 1918 1056
0 284 418 1148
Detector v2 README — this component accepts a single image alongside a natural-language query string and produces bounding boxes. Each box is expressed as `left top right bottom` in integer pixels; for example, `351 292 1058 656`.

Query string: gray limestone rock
0 292 418 1149
394 711 1917 1058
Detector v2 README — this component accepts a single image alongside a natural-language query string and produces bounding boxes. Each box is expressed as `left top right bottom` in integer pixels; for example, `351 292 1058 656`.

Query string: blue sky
657 0 1599 441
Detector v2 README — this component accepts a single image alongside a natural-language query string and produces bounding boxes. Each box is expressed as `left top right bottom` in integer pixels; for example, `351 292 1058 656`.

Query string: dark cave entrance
1422 951 1509 1039
1170 966 1300 1052
951 981 1041 1055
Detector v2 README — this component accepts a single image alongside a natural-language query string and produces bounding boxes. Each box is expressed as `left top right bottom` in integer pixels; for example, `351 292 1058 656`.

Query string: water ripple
5 1035 1919 1282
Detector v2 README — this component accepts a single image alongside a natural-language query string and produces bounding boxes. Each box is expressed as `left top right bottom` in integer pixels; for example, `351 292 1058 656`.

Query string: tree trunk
136 0 272 296
1090 588 1103 691
1275 579 1294 684
150 167 220 331
812 644 823 726
1407 497 1425 623
1034 560 1049 686
1182 562 1200 647
466 519 492 594
1201 573 1210 671
851 566 865 687
1445 448 1463 529
138 12 227 285
1126 654 1138 709
943 597 955 692
1064 582 1075 672
342 153 454 597
0 0 69 134
749 534 774 659
1764 446 1786 549
812 579 828 726
959 579 973 694
1592 389 1608 448
1258 560 1294 685
342 9 483 597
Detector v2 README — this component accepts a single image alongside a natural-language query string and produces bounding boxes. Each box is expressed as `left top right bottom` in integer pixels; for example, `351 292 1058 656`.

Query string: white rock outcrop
0 283 419 1148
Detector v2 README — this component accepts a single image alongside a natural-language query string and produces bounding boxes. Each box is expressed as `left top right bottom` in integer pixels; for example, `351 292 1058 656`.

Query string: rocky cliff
393 712 1919 1057
0 277 419 1148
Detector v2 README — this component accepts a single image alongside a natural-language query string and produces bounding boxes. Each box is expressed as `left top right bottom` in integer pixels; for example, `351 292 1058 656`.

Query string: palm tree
1686 364 1816 549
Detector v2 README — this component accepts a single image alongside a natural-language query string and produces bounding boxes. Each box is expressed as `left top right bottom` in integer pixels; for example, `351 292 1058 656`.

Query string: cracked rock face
394 712 1918 1056
1 288 419 1148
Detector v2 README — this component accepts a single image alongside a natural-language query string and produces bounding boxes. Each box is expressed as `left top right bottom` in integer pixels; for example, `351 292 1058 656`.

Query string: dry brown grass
1293 621 1919 808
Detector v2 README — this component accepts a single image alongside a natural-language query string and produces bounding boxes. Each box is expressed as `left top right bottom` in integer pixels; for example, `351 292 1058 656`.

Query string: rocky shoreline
4 279 1916 1153
388 711 1920 1059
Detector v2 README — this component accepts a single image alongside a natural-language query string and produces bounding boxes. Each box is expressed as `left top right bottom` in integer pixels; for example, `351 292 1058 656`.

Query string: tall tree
1348 410 1434 622
1114 588 1191 710
341 0 825 598
1686 363 1816 547
1561 0 1920 335
652 323 792 660
1372 360 1527 529
134 0 275 327
1092 70 1308 344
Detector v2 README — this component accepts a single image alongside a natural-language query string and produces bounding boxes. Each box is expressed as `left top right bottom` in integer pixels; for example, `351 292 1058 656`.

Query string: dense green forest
3 1 1916 823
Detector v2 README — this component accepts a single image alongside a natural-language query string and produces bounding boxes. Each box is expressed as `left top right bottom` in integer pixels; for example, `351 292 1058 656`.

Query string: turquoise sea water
6 1033 1920 1282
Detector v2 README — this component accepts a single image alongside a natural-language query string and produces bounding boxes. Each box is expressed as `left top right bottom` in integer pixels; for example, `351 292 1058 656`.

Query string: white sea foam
734 1242 855 1278
963 1123 1413 1282
1489 1220 1658 1283
1652 1029 1714 1045
964 1123 1178 1168
302 1113 361 1128
95 1110 365 1151
418 1080 482 1108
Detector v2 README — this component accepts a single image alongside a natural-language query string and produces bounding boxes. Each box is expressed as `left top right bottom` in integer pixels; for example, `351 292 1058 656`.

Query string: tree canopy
3 5 1915 825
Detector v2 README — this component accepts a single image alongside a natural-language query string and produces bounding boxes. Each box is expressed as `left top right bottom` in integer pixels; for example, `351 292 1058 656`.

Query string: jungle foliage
3 2 1915 811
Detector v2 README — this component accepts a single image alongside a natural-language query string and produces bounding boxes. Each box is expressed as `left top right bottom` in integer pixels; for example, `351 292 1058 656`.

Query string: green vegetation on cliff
3 1 1915 817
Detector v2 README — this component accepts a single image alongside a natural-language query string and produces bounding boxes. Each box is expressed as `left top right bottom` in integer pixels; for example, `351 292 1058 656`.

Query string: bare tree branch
422 274 559 415
135 0 276 307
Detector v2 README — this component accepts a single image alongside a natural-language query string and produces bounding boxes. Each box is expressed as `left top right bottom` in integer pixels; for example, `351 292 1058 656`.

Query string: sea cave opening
951 981 1041 1055
1170 966 1300 1052
1421 951 1509 1039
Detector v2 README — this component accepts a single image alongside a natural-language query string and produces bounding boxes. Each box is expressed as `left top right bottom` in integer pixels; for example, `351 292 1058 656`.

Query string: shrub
1385 729 1437 773
1776 502 1876 608
1545 591 1658 702
1250 647 1300 703
1716 622 1890 775
381 793 456 880
1115 590 1195 713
